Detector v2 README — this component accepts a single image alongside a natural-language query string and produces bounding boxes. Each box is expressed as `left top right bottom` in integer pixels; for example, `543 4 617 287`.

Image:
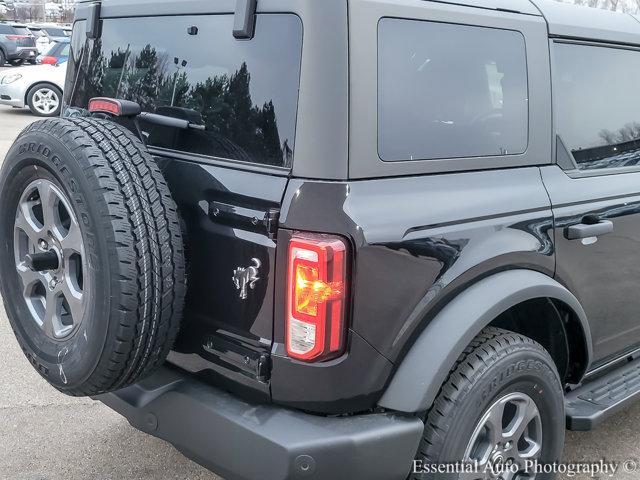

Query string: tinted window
48 41 69 56
378 19 529 161
0 25 11 34
12 26 30 35
44 28 66 37
66 15 302 168
554 43 640 170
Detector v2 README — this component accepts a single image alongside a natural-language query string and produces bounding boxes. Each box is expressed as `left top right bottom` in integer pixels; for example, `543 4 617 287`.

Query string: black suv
0 23 37 65
2 0 640 479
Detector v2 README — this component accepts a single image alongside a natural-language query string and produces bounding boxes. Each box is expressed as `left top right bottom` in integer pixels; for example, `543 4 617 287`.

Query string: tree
560 0 640 13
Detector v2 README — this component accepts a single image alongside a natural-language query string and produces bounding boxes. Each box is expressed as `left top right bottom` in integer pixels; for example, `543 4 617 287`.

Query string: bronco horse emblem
232 258 262 300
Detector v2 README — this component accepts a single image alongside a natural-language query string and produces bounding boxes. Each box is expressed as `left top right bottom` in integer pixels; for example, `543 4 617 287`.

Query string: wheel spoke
486 398 507 444
42 290 57 338
517 437 542 462
15 200 43 244
505 397 539 442
60 219 83 255
458 471 485 480
38 181 60 233
60 277 84 325
16 263 42 294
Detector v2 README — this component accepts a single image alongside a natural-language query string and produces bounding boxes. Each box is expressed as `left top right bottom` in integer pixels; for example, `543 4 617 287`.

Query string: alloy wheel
14 179 87 340
462 392 543 480
31 88 60 115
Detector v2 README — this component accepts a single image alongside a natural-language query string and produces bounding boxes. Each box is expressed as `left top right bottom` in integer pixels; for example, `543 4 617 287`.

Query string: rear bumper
95 367 423 480
10 48 38 60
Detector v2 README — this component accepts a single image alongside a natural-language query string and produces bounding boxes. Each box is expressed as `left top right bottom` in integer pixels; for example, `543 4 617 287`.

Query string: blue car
36 38 69 65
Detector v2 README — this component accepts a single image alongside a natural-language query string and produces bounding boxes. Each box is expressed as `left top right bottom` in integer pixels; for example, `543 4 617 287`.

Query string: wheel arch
377 269 592 413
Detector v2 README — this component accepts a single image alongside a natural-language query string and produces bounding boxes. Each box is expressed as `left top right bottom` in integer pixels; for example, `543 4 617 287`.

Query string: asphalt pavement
1 64 640 480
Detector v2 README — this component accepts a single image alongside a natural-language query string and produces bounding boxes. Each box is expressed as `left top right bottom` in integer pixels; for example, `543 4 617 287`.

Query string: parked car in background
0 60 66 116
27 25 71 54
27 26 51 54
36 38 70 65
0 23 38 66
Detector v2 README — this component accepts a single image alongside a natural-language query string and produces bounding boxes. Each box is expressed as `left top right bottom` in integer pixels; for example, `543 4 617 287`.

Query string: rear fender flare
377 269 592 413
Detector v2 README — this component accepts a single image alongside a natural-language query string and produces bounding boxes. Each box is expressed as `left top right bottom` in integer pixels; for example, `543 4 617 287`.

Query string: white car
0 61 66 117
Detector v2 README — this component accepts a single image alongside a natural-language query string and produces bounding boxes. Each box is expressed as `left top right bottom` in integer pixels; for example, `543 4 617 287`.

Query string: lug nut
39 239 48 250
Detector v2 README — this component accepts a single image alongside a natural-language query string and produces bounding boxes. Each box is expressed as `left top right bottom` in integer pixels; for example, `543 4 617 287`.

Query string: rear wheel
0 118 186 396
27 84 62 117
0 50 6 66
412 328 565 480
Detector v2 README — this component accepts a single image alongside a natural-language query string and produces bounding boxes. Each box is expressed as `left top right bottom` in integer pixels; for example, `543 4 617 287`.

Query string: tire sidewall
0 127 112 390
430 347 564 479
27 84 62 117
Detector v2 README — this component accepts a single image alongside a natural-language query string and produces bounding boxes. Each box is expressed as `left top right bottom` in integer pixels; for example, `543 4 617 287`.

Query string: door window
554 42 640 171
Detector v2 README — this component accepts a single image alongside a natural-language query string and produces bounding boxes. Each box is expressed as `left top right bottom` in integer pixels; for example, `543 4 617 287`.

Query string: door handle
565 220 614 240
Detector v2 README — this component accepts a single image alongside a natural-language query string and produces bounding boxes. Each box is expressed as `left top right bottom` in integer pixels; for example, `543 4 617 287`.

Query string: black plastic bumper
12 49 38 60
95 367 424 480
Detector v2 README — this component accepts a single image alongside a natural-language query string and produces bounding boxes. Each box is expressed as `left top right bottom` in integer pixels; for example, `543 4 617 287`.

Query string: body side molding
378 269 592 413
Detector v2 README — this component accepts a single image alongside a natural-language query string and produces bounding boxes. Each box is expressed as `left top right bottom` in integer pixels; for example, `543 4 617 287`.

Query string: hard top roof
531 0 640 45
76 0 640 46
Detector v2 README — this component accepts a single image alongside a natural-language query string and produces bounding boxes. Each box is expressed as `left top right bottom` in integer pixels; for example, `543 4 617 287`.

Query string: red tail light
40 56 58 65
88 97 123 116
6 35 28 40
286 234 348 362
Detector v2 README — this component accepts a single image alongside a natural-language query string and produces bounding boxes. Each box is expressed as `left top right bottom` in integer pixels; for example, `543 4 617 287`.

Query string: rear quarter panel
281 167 555 362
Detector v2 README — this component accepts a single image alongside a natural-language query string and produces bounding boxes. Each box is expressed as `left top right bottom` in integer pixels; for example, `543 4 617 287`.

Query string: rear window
66 14 303 169
59 43 70 57
378 18 529 162
44 28 66 37
0 25 11 34
12 26 30 35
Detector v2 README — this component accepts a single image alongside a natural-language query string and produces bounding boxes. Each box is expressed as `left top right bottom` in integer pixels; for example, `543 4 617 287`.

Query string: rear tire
0 118 186 396
27 83 63 117
0 50 6 66
411 328 565 479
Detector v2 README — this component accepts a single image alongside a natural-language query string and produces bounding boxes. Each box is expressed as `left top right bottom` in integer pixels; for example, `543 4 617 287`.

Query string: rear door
544 39 640 365
64 11 303 397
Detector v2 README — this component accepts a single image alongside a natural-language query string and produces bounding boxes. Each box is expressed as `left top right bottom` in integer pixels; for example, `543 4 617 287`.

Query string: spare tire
0 118 186 396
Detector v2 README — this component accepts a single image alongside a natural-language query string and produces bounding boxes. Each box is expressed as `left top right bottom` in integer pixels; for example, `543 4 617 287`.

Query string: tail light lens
286 234 348 362
40 56 57 65
6 35 28 41
88 97 123 116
